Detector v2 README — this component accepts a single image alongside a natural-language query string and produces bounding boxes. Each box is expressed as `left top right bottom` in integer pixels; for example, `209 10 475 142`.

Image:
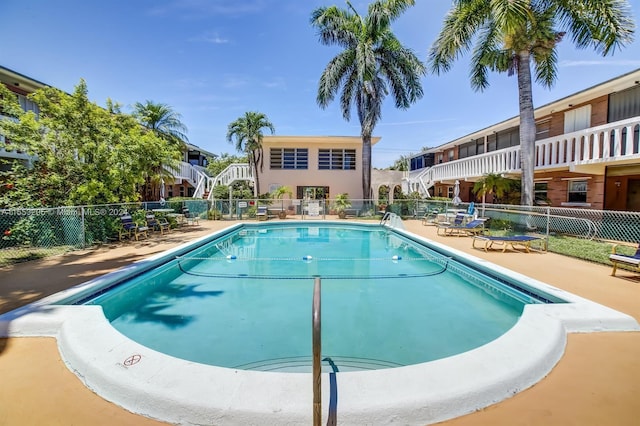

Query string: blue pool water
80 224 547 372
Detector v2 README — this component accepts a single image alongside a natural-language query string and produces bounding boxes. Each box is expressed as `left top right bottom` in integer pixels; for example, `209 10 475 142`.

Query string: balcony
409 116 640 192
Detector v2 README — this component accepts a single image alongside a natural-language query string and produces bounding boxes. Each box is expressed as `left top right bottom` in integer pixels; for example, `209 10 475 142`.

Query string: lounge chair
256 205 268 221
181 207 200 226
119 214 149 241
146 214 171 235
421 208 440 226
472 235 546 253
436 215 486 236
609 244 640 276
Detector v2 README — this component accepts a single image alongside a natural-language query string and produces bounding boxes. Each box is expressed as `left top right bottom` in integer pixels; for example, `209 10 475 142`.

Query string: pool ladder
380 212 405 229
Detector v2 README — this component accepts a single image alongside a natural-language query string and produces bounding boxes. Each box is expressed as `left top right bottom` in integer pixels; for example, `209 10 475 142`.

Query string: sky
2 0 640 168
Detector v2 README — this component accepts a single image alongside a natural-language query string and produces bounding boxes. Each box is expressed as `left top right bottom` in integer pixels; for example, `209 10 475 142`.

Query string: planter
338 211 347 219
278 211 287 220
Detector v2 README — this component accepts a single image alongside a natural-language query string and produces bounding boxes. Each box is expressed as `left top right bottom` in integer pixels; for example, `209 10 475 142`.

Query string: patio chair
421 208 440 226
146 214 171 235
256 205 268 221
609 244 640 276
181 207 200 226
437 217 487 237
119 214 149 241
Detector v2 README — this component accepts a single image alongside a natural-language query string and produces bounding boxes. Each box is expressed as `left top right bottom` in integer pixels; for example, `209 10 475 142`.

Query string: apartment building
0 65 215 199
407 68 640 211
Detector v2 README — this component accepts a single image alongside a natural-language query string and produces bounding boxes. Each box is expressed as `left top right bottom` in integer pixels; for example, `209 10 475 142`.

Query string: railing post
80 206 86 248
312 277 322 426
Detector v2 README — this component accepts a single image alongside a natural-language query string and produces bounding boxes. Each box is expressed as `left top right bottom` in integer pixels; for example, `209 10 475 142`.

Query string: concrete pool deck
0 219 639 425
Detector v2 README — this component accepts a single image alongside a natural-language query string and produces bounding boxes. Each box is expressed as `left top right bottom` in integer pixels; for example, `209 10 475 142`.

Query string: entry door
627 179 640 211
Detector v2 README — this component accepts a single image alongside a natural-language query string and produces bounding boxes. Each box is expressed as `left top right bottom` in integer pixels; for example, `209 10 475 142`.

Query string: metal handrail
312 277 322 426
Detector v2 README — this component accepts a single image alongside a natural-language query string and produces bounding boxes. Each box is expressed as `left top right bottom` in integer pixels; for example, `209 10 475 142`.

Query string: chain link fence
409 199 640 243
2 197 639 267
0 200 210 267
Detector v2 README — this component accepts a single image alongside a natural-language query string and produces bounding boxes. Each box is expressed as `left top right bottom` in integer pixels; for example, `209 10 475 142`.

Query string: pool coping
1 221 638 425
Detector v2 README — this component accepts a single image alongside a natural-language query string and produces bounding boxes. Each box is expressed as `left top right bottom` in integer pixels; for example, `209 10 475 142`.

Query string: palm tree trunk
362 135 372 200
252 162 260 197
517 51 536 206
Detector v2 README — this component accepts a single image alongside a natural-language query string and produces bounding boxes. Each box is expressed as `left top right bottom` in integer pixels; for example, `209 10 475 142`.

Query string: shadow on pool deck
0 219 639 425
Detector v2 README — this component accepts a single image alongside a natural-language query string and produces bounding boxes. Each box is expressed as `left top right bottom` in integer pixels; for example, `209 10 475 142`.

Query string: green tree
0 81 180 207
311 0 425 200
226 111 275 196
206 152 248 177
133 100 189 148
429 0 634 206
472 173 516 204
133 100 188 200
389 154 410 171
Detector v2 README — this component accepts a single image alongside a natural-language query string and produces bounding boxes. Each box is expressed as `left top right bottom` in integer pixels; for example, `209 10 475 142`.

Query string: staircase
206 163 253 200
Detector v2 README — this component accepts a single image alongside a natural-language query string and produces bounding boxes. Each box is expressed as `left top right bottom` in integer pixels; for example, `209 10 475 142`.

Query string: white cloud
189 32 230 44
559 59 640 67
263 77 286 89
149 0 266 18
223 75 250 89
377 118 457 126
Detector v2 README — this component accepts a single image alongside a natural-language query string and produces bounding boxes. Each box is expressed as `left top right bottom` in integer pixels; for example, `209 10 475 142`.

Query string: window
270 148 308 169
567 180 587 203
448 149 454 161
447 186 453 198
534 182 548 204
410 156 423 170
318 149 356 170
564 105 591 133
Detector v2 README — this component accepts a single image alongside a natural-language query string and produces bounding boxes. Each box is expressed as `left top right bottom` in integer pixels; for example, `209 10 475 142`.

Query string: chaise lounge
437 217 487 237
472 235 546 253
609 244 640 276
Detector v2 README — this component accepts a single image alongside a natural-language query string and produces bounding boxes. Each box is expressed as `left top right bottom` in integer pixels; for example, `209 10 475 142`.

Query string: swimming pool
78 224 544 372
1 221 638 425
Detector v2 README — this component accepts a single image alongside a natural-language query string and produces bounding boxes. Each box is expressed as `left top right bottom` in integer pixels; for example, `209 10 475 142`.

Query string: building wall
259 136 375 201
546 94 609 138
534 171 605 210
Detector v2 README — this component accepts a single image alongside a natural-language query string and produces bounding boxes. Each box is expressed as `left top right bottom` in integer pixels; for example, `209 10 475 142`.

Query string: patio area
0 219 638 425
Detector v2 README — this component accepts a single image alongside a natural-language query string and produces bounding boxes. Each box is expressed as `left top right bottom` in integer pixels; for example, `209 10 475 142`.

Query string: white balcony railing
410 116 640 195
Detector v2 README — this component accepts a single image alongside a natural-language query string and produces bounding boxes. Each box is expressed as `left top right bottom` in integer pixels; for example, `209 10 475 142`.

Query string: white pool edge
1 222 639 425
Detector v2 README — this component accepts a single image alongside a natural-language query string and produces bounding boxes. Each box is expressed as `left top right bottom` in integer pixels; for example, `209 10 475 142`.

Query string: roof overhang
263 135 381 146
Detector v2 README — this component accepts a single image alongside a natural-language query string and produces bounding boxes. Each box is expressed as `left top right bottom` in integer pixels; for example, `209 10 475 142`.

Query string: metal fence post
81 206 86 248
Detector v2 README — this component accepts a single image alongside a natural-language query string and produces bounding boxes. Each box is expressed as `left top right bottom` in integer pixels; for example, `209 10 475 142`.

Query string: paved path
0 219 638 425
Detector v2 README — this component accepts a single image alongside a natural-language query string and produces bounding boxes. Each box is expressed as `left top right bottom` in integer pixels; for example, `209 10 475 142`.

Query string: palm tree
311 0 425 200
132 100 187 200
133 100 189 149
473 173 515 204
429 0 634 206
226 111 275 196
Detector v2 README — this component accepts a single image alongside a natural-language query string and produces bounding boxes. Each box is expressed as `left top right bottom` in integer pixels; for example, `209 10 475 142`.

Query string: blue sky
2 0 639 168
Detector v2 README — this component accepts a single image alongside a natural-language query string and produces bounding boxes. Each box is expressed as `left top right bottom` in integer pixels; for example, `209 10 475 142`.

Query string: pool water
85 225 532 372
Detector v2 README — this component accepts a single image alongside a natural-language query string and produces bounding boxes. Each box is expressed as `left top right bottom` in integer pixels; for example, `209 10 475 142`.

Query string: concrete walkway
0 219 639 425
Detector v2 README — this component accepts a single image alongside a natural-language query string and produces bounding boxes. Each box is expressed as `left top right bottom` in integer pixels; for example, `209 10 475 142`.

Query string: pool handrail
312 277 321 426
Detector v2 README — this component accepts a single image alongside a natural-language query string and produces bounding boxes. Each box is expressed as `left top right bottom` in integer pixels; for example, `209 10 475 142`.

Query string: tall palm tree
429 0 634 206
311 0 425 200
133 100 187 200
226 111 275 196
133 100 189 149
